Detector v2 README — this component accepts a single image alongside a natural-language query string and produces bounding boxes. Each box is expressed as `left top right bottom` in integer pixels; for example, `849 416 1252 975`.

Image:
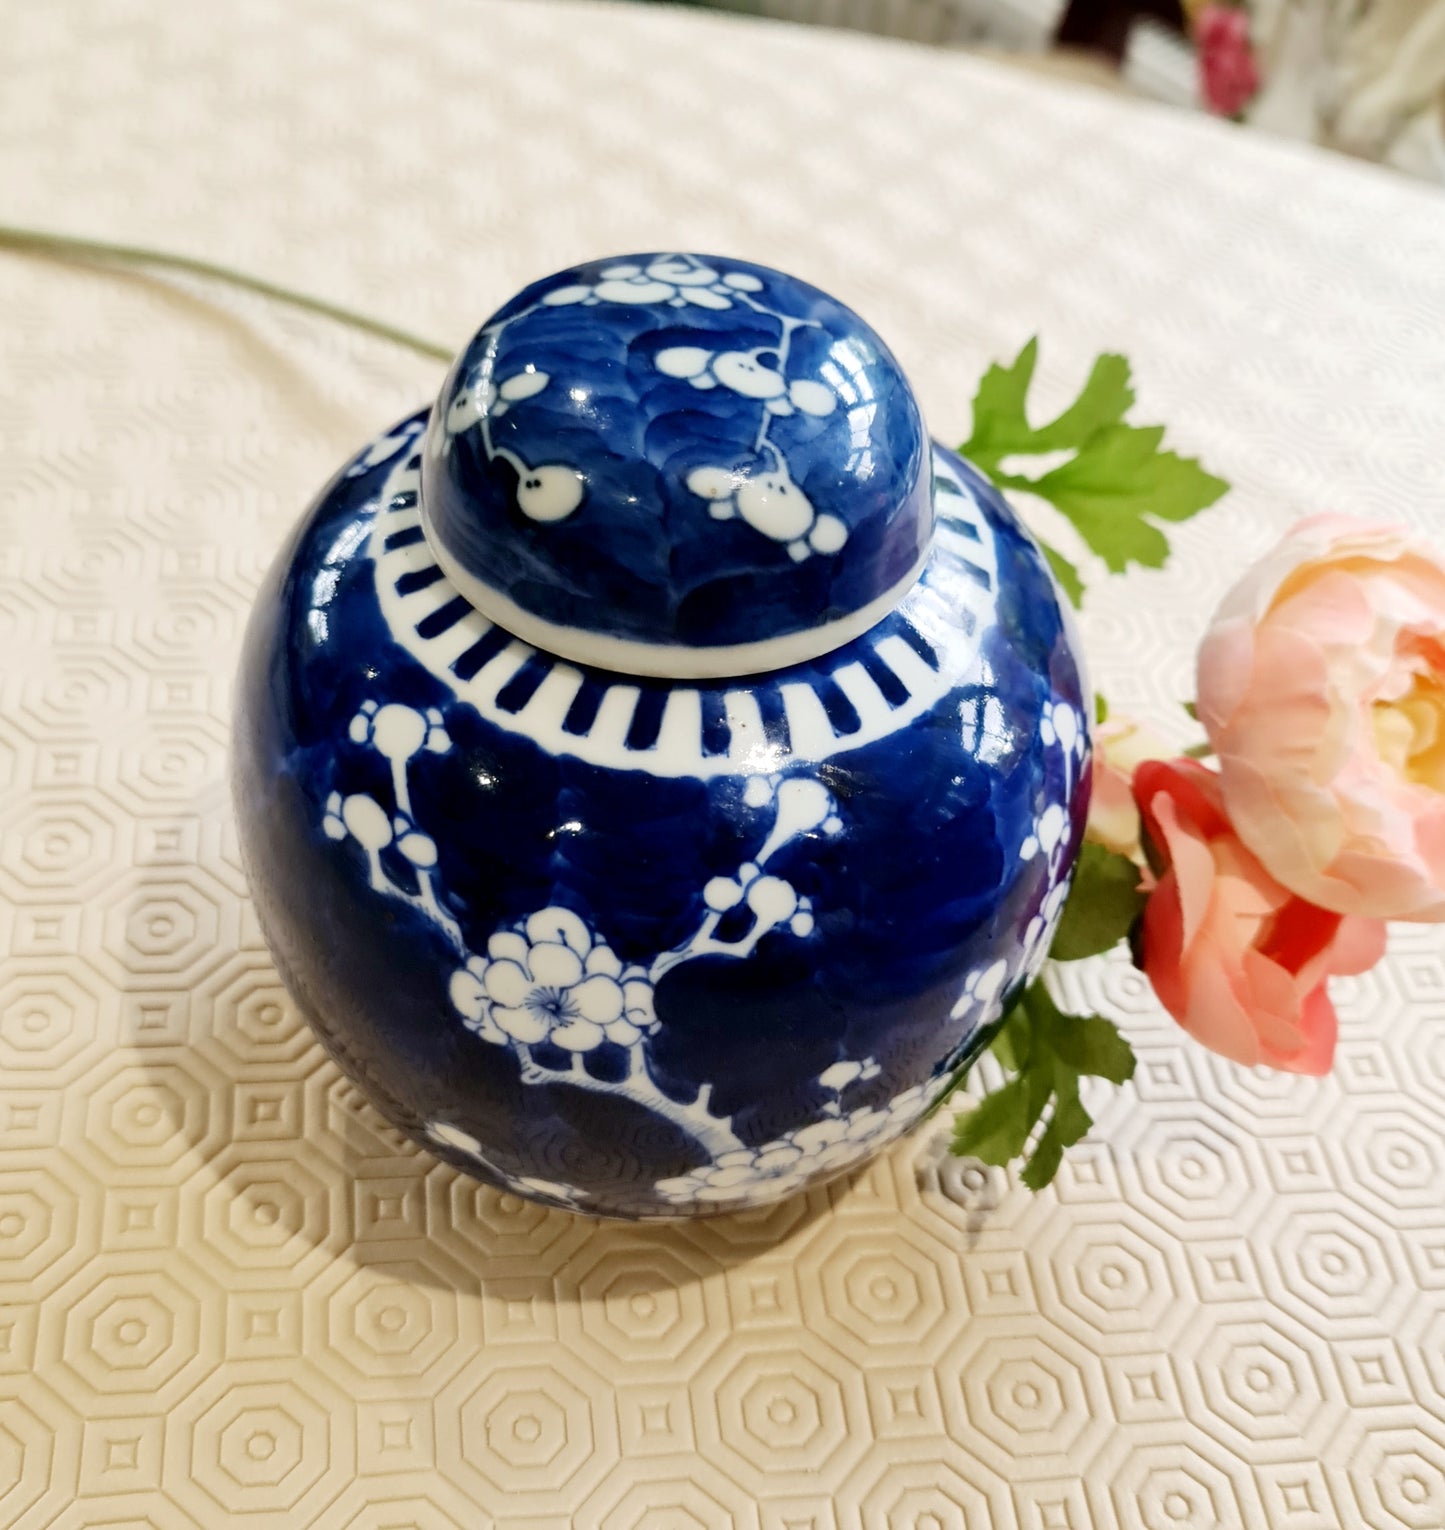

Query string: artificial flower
1134 758 1385 1074
1197 515 1445 922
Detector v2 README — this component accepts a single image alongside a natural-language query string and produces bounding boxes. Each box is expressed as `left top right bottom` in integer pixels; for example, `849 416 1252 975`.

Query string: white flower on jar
441 366 585 524
445 367 552 435
345 417 426 478
348 699 450 759
322 789 439 871
540 258 765 312
652 1071 932 1208
449 906 657 1054
426 1121 584 1207
655 344 837 419
686 454 849 563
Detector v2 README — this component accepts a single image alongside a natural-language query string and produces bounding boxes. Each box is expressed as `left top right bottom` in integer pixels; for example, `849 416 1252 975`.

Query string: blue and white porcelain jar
233 254 1090 1218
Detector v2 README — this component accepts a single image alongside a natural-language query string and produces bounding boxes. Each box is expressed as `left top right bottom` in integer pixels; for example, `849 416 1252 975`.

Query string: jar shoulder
253 411 1078 791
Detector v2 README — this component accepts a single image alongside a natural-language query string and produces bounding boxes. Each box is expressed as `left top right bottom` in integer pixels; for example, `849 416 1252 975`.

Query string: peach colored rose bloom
1087 716 1171 864
1134 760 1385 1075
1197 515 1445 922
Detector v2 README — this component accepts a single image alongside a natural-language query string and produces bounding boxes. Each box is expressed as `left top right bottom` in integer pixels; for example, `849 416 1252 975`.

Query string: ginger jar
232 254 1090 1218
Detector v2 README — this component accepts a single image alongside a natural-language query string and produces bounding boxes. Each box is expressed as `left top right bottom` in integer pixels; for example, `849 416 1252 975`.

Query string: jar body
233 414 1090 1218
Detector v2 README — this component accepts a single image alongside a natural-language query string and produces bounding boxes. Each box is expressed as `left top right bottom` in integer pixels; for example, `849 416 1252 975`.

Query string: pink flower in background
1134 759 1386 1075
1087 715 1170 864
1197 516 1445 923
1196 4 1260 118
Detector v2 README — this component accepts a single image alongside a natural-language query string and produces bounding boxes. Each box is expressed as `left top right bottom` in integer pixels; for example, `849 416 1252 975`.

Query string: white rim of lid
420 511 933 680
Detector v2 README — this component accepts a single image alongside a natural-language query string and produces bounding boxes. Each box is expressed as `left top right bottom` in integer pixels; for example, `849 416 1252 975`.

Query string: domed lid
419 253 934 678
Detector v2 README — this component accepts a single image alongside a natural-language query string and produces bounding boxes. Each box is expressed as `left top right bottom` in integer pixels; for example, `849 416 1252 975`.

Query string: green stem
0 223 454 364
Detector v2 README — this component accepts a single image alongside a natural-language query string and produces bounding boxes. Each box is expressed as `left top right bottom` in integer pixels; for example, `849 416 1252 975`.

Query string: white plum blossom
349 699 449 757
331 705 449 867
699 858 818 942
1014 698 1087 975
324 789 389 849
450 906 657 1053
442 256 848 556
541 258 764 312
441 364 585 524
1017 877 1073 988
328 699 866 1192
686 456 848 563
655 345 837 420
322 789 439 872
952 694 1087 1021
426 1121 584 1208
950 954 1011 1024
445 367 552 435
1040 698 1086 802
325 701 460 940
818 1057 881 1092
513 465 585 523
653 1078 935 1209
648 302 845 564
345 416 426 478
1040 699 1081 757
1018 802 1069 865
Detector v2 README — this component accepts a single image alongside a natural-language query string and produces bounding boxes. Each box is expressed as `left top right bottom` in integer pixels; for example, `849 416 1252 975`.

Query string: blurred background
648 0 1445 184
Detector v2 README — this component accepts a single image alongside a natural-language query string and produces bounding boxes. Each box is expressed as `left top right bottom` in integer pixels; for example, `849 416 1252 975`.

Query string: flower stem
0 223 454 364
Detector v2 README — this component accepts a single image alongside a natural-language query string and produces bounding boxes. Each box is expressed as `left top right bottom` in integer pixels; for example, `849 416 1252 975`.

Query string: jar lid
419 254 934 678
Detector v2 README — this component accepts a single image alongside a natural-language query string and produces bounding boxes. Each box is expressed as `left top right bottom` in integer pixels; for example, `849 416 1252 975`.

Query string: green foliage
962 340 1135 477
1048 1011 1138 1084
1049 841 1147 961
961 339 1228 605
951 984 1136 1192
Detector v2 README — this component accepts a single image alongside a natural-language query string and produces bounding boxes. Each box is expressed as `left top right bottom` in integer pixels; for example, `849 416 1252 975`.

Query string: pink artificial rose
1196 4 1260 118
1088 715 1170 864
1197 515 1445 922
1134 759 1385 1075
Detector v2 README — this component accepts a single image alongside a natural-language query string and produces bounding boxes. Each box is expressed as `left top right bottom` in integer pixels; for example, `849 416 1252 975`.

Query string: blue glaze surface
420 254 932 668
233 411 1091 1219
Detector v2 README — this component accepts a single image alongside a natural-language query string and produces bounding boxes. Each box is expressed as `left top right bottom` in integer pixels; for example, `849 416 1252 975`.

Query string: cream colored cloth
1 0 1444 1524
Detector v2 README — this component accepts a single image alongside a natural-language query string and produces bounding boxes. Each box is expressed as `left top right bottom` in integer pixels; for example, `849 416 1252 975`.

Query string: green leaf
962 340 1135 478
1095 694 1109 725
1020 424 1229 576
1182 741 1214 759
951 1070 1048 1165
1039 540 1084 608
1021 1087 1093 1191
1049 841 1147 961
959 338 1042 479
950 980 1138 1192
961 339 1230 599
1049 1013 1138 1085
990 1003 1033 1074
1182 700 1199 721
1033 353 1135 452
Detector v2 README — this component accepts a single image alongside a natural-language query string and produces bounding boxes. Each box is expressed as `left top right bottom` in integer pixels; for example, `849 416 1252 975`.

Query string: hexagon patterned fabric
2 0 1445 1526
